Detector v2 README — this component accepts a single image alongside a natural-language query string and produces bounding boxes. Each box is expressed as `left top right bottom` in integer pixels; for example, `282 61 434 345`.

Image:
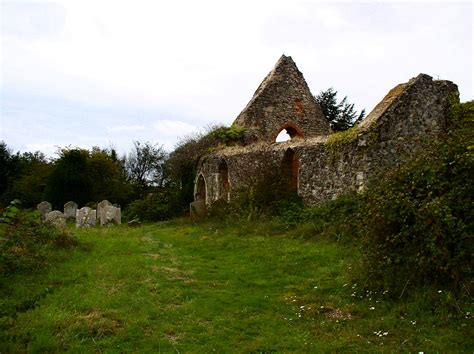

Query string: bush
0 206 78 277
124 192 172 222
291 193 363 240
359 101 474 295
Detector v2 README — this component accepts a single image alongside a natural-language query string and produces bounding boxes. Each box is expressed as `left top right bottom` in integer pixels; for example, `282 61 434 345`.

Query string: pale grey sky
1 0 472 156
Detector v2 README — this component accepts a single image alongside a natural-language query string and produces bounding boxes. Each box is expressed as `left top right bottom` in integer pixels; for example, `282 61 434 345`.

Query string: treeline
0 124 249 220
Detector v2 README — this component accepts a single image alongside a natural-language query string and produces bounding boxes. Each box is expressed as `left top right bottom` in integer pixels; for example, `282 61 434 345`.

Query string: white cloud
153 119 199 137
107 125 146 132
1 0 472 156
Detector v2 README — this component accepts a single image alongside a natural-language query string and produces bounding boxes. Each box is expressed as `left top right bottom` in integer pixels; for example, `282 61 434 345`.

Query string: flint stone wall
233 55 330 143
196 74 459 205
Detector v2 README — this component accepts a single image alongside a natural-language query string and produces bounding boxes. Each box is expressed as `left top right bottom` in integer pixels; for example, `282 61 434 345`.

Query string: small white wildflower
438 290 442 293
383 332 388 336
300 305 305 309
320 305 324 309
314 286 318 289
343 283 348 287
369 306 375 310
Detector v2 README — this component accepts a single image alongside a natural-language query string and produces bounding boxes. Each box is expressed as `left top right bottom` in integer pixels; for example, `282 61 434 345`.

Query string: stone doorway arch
281 148 299 191
218 160 230 201
195 174 207 203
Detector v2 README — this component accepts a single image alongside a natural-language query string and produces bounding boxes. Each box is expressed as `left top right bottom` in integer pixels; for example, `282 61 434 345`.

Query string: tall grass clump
0 201 78 277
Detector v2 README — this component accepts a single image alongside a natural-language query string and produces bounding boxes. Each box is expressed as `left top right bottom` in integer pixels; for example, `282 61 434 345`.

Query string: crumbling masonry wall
233 55 331 143
195 67 459 206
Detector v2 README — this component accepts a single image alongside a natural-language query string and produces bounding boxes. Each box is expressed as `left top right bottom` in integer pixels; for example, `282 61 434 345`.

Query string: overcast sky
1 0 472 157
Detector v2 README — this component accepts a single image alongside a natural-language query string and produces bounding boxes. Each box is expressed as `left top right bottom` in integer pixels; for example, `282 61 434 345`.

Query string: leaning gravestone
190 200 206 219
45 210 67 228
76 207 96 228
97 200 112 224
64 201 78 220
37 201 52 221
100 205 121 226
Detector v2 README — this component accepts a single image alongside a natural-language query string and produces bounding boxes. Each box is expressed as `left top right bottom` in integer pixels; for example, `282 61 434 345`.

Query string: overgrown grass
1 219 471 352
0 209 77 277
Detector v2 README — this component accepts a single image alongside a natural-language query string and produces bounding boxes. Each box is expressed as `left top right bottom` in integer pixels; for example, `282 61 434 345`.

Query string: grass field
1 219 471 352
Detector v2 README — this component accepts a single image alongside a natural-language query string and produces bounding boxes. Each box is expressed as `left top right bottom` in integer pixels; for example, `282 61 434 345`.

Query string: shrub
124 191 172 222
359 101 474 295
0 205 78 277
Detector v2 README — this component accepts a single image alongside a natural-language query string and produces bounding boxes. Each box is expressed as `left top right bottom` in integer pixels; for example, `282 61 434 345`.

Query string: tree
125 141 167 197
45 148 92 208
88 147 132 205
315 88 365 132
1 151 51 208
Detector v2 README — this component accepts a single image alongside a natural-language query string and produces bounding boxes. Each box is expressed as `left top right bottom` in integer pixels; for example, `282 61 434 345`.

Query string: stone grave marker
100 205 121 226
190 200 206 219
64 201 78 220
97 200 112 224
37 201 52 221
45 210 67 228
76 207 96 228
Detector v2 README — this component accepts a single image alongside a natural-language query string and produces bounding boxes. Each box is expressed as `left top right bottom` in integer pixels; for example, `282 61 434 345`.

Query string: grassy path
1 220 471 352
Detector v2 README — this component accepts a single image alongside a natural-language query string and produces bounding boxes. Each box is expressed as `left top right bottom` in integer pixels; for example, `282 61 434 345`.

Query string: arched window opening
275 125 304 143
218 160 230 201
195 174 206 202
276 130 291 142
281 148 299 191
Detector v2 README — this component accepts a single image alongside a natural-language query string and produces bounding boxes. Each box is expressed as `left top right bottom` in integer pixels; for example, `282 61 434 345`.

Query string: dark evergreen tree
315 88 365 132
45 148 92 208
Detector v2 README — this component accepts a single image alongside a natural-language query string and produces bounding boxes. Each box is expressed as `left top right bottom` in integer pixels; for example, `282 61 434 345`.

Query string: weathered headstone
37 201 52 221
97 200 112 224
190 200 206 219
100 205 121 226
76 207 96 228
45 210 67 228
63 201 78 220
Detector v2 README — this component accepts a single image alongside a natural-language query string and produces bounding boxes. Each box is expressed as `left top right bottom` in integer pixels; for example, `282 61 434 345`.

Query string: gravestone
100 205 121 226
64 201 78 220
76 207 96 228
97 200 112 224
190 200 206 219
45 210 67 228
37 201 52 221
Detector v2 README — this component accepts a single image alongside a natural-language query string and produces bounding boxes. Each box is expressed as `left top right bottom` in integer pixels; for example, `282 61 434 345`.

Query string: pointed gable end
233 55 331 143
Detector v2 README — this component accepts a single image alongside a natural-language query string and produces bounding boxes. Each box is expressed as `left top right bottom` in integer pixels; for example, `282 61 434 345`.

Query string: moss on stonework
325 126 359 158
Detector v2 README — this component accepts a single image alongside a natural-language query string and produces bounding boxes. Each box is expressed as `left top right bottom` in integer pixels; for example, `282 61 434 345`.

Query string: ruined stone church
193 55 458 209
